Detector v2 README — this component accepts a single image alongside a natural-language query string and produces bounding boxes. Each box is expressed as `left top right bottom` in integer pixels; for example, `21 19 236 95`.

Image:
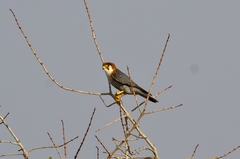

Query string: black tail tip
149 97 158 103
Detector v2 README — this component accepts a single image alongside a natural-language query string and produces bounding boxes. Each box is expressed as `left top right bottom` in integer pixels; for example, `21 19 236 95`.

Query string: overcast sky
1 1 240 159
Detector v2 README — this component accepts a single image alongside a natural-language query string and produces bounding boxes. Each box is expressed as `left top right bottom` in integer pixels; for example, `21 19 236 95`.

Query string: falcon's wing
111 69 150 95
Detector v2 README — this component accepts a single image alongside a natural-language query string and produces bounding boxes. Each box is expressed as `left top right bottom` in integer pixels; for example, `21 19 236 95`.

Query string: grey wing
111 69 137 86
111 69 150 95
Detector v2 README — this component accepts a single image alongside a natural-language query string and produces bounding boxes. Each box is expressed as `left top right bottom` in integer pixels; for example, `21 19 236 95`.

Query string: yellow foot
114 91 124 102
116 90 124 95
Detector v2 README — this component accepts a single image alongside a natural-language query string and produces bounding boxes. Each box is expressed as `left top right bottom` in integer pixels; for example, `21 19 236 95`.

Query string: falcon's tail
138 93 158 103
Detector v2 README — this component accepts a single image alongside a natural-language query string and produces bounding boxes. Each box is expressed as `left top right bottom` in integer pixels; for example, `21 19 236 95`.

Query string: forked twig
47 132 63 159
0 112 9 125
9 9 100 96
1 136 78 158
95 135 110 156
0 116 29 159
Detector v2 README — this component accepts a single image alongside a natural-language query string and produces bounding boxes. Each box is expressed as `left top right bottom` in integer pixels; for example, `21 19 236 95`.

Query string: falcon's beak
102 65 108 70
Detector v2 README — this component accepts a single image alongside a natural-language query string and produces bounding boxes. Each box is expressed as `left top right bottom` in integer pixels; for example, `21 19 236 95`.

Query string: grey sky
1 1 240 159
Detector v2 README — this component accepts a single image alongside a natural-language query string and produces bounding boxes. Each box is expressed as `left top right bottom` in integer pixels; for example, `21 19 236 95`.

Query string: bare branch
9 8 101 96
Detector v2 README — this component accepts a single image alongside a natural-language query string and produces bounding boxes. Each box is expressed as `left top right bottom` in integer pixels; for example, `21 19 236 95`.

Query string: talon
114 92 122 102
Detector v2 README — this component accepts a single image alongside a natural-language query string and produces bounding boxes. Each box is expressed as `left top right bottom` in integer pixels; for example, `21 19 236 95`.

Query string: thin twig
96 146 99 159
144 34 171 111
154 85 172 98
190 144 199 159
61 120 68 159
0 140 18 146
214 144 240 159
28 136 78 153
83 0 104 63
144 104 183 115
126 66 141 113
119 105 126 138
131 85 172 112
119 105 131 155
99 94 117 107
96 113 128 132
74 108 96 159
96 102 140 132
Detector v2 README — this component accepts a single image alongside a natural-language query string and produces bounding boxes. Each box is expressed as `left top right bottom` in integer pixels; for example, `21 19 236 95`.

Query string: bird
102 62 158 103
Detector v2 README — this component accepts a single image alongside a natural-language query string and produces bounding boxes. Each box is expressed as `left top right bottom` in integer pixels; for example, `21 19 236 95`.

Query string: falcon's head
102 62 117 76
